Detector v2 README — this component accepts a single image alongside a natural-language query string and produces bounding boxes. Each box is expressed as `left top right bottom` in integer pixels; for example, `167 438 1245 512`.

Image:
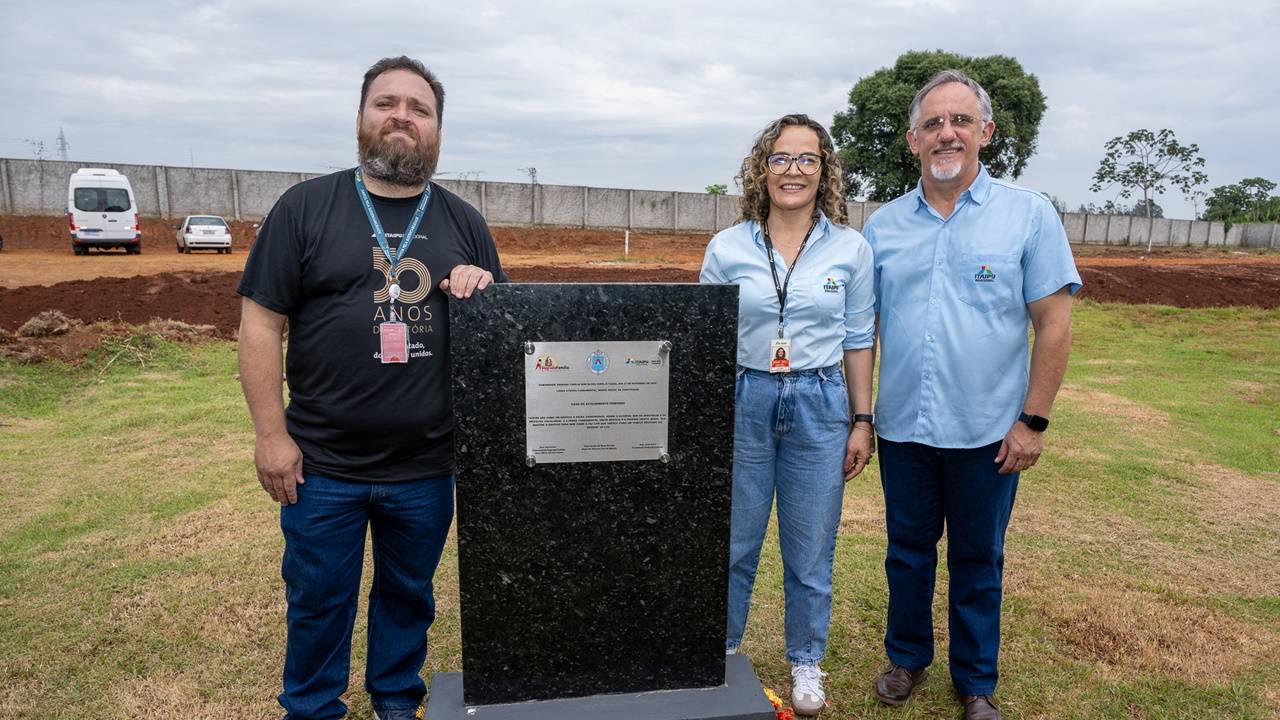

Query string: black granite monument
429 283 775 720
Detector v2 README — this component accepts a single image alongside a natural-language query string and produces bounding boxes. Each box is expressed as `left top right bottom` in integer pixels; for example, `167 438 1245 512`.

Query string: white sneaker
791 664 828 716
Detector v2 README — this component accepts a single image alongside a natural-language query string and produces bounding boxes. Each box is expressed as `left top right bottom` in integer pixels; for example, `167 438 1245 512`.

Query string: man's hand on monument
439 265 494 299
995 422 1042 475
256 432 305 505
844 427 874 481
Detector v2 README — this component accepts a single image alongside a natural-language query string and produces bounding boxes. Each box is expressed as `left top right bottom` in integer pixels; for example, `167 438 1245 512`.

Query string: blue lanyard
354 167 432 279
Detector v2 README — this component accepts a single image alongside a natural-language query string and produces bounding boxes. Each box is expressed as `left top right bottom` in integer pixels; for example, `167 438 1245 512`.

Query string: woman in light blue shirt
700 114 876 716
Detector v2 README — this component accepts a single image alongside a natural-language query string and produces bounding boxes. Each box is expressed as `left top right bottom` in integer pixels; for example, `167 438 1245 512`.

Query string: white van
68 168 141 255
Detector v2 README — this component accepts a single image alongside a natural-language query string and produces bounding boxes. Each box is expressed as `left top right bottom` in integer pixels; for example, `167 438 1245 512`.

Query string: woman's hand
843 424 874 481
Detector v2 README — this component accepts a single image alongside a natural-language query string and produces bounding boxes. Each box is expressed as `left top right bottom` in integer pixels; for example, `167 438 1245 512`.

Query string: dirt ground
2 213 1279 342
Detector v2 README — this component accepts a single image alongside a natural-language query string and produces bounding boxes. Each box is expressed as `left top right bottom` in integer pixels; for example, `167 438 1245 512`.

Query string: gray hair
907 69 993 130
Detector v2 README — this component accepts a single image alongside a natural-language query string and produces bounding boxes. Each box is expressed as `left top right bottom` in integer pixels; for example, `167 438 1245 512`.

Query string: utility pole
25 139 47 208
518 167 538 224
24 139 46 161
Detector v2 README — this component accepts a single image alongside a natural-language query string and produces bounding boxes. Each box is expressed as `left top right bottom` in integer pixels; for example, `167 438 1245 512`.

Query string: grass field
1 301 1277 719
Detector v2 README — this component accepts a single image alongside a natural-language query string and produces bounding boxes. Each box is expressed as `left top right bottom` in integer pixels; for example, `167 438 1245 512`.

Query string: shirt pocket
955 251 1021 313
806 272 848 315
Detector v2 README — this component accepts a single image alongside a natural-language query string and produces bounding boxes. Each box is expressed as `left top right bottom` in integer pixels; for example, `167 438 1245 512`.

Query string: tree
1040 192 1067 214
1203 177 1279 227
1077 199 1162 218
705 184 727 195
1185 189 1207 220
1127 199 1164 219
831 50 1047 202
1203 183 1249 225
1239 177 1278 222
1089 129 1207 225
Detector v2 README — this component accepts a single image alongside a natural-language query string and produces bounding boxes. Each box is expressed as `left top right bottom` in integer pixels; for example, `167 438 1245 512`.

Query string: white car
176 215 233 254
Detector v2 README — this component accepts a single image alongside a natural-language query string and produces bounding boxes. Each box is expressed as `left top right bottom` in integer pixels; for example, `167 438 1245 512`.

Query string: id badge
379 322 409 364
769 338 792 373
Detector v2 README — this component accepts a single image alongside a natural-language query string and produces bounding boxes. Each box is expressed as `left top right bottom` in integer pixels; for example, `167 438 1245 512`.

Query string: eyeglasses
766 153 822 175
916 113 982 134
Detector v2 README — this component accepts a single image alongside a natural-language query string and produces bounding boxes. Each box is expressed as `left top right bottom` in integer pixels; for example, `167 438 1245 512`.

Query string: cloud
1 0 1276 217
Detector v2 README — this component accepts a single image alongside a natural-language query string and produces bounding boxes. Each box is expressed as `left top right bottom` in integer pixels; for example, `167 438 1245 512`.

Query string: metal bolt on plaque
524 341 536 355
659 341 672 354
659 450 670 464
526 455 537 467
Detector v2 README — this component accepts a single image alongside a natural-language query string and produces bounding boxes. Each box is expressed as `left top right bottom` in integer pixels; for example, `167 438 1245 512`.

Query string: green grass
0 303 1277 718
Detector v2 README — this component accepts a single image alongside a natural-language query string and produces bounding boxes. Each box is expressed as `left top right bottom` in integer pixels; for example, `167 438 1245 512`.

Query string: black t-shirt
238 168 506 482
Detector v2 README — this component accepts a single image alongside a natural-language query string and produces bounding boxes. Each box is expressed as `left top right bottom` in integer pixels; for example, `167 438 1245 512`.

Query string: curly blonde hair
737 114 847 225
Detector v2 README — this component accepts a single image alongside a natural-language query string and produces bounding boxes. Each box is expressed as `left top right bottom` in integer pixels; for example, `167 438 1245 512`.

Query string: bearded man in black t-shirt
237 56 505 720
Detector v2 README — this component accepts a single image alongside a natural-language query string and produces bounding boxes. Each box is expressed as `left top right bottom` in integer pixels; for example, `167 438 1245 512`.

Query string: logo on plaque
624 355 664 368
535 354 570 371
588 350 609 375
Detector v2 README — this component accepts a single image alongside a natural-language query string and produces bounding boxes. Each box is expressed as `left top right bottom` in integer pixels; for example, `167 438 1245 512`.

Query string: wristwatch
852 413 875 427
1018 412 1049 432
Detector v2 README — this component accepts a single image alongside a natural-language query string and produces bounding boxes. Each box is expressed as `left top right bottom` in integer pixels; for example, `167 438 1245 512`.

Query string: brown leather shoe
959 695 1001 720
873 665 928 705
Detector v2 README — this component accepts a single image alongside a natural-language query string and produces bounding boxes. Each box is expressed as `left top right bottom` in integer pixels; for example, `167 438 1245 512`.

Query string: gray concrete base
424 653 777 720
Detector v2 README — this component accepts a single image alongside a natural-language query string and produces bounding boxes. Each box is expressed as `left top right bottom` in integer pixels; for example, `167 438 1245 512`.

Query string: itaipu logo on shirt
974 265 997 283
823 277 845 293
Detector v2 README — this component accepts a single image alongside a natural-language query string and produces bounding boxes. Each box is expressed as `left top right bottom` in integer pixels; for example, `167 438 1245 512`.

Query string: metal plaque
525 340 671 464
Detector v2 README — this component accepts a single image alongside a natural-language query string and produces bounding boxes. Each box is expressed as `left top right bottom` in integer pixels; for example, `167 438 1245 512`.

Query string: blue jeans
278 473 455 720
726 365 849 666
877 439 1019 696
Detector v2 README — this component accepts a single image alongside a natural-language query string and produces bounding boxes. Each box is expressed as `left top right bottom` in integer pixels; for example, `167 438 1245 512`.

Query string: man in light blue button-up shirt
862 70 1080 720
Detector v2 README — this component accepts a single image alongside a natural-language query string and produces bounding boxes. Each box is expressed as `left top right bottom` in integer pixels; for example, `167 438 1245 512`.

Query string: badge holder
380 283 408 364
769 334 791 373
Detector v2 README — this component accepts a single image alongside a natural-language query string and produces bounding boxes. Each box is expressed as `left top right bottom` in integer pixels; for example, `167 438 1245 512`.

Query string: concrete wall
1127 217 1151 248
431 177 749 233
1148 218 1172 247
1083 214 1109 244
1106 215 1131 245
586 187 629 228
1047 210 1242 249
1239 222 1280 248
0 157 322 220
1062 213 1087 244
3 157 1277 244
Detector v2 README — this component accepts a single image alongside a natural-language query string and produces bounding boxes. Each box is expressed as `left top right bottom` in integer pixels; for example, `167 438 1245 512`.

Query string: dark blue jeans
278 472 455 720
878 439 1018 696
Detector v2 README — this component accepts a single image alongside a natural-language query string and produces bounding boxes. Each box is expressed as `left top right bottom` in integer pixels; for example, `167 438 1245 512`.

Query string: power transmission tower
56 128 69 161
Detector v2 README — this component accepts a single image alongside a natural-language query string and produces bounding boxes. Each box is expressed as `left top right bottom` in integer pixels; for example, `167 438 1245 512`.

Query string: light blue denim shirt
863 166 1082 449
700 213 876 371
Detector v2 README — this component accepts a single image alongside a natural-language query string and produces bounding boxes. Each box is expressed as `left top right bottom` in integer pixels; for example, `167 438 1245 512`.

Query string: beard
927 144 965 181
357 119 440 187
929 161 964 182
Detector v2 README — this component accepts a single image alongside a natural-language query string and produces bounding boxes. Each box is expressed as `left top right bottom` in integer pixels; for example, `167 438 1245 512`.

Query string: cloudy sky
2 0 1275 219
